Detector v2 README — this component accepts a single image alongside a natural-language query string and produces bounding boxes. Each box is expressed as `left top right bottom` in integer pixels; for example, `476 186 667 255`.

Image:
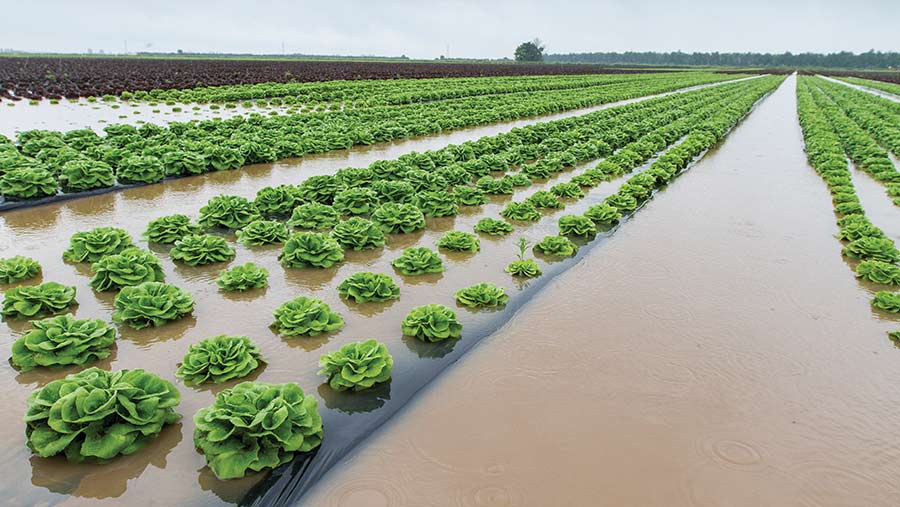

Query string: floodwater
303 74 900 506
0 80 747 506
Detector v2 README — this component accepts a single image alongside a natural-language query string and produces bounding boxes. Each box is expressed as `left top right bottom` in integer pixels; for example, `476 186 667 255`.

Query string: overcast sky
4 0 898 58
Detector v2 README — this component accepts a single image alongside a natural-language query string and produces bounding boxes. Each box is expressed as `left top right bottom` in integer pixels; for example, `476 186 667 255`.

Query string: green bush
63 227 134 263
454 283 508 308
338 272 400 303
392 247 444 276
474 217 513 236
112 282 194 329
272 296 344 336
535 235 578 257
0 256 41 284
280 232 345 268
330 217 386 251
193 381 321 479
402 304 463 342
176 335 263 385
90 247 165 291
11 314 116 371
116 155 166 184
318 339 393 391
171 234 236 266
198 195 260 229
584 203 621 225
500 201 541 221
371 203 426 234
873 291 900 313
2 282 77 319
59 160 115 192
236 220 289 245
558 215 597 237
25 367 180 462
216 262 269 291
0 168 57 199
437 231 480 252
143 214 202 244
856 260 900 285
286 202 340 230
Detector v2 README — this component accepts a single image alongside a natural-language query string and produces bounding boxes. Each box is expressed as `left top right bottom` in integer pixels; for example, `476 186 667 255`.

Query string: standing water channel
303 74 900 506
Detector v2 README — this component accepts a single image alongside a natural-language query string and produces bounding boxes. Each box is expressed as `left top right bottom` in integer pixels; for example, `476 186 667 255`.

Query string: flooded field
302 75 900 506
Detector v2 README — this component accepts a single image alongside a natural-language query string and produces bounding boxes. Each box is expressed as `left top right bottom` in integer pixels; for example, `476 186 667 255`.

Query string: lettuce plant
59 160 115 192
453 186 487 206
216 262 269 291
272 296 344 336
171 234 236 266
873 291 900 313
0 255 41 284
176 335 263 385
11 314 116 371
501 201 541 221
890 330 900 342
0 168 57 199
162 150 207 176
333 187 379 216
236 220 289 245
535 235 578 257
330 217 386 251
526 190 564 209
550 182 584 199
143 214 202 244
842 237 900 263
63 227 134 263
505 237 542 278
605 192 639 212
253 185 298 218
374 180 416 204
837 221 885 241
287 202 340 230
116 155 166 184
401 304 463 342
392 247 444 275
280 232 345 268
2 282 77 319
474 217 513 236
437 231 480 252
198 195 261 230
584 203 622 225
337 272 400 303
476 176 513 195
504 173 533 187
25 367 180 462
371 203 426 234
89 247 165 291
417 190 459 217
318 339 393 391
856 260 900 285
193 381 322 479
112 282 194 329
454 283 508 308
558 215 597 237
296 175 338 204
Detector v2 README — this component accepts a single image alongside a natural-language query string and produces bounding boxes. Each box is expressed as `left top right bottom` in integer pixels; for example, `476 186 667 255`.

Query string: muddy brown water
302 74 900 506
0 80 751 506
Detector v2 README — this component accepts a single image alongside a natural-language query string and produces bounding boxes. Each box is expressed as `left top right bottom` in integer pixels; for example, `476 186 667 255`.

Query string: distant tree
515 38 545 62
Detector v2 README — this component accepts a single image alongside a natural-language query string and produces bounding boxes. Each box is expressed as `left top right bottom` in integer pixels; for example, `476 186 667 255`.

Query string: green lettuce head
856 260 900 285
505 259 542 278
216 262 269 291
843 237 900 263
89 247 165 291
437 231 480 252
272 296 344 336
550 182 584 199
474 217 513 236
330 217 386 251
873 291 900 313
253 185 299 218
287 202 340 230
170 234 236 266
534 235 578 257
198 195 261 230
59 159 115 192
416 190 459 217
501 201 541 222
558 215 596 237
401 304 463 342
143 214 202 245
318 339 393 391
337 272 400 303
11 314 116 371
392 247 444 276
0 256 42 284
111 282 194 329
116 155 166 184
176 335 263 385
584 203 621 225
63 227 135 263
454 283 508 308
333 187 379 216
526 190 564 209
0 167 58 199
280 232 345 268
371 203 426 234
2 282 77 319
236 220 290 246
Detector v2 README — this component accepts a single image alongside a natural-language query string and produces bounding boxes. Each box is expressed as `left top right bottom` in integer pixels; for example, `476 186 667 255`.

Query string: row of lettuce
796 77 900 328
2 75 782 482
0 72 739 203
836 76 900 100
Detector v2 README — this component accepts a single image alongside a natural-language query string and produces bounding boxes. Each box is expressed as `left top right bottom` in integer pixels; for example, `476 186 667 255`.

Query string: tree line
543 50 900 69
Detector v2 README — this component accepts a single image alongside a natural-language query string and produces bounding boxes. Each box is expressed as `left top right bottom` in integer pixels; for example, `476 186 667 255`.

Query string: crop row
796 77 900 326
0 57 671 101
834 76 900 98
0 72 739 205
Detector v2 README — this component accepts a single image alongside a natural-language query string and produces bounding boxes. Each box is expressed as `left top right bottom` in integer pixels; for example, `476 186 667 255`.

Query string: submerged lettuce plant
89 247 164 291
318 339 393 391
193 381 322 479
550 182 584 199
59 160 115 192
534 235 578 257
0 167 58 199
505 237 542 278
2 282 77 319
856 260 900 285
111 282 194 329
605 192 639 213
337 272 400 303
216 262 269 291
272 296 344 336
371 203 426 234
500 201 541 221
236 220 289 246
474 217 513 236
453 186 487 206
333 187 379 216
873 291 900 313
176 335 263 385
401 304 463 342
0 255 41 284
143 214 202 244
842 237 900 263
11 314 116 371
198 195 260 230
63 227 134 263
286 202 340 230
526 190 564 209
437 231 480 252
416 190 459 217
392 247 444 276
280 232 345 268
116 155 166 184
558 215 597 237
584 203 622 225
171 234 236 266
330 217 386 251
454 283 508 308
253 185 298 218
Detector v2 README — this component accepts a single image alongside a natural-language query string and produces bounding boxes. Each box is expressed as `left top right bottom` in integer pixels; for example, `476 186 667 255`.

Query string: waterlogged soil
302 74 900 506
0 81 744 506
